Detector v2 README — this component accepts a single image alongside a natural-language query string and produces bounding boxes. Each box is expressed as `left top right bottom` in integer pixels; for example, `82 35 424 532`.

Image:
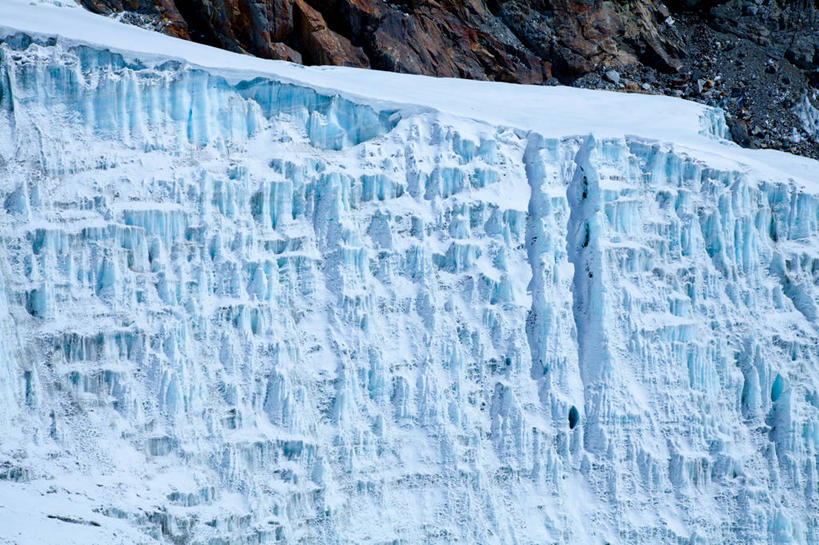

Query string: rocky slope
75 0 819 157
77 0 683 82
574 1 819 158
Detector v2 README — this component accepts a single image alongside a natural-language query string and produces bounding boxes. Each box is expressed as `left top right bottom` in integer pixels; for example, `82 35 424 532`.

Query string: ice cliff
0 2 818 544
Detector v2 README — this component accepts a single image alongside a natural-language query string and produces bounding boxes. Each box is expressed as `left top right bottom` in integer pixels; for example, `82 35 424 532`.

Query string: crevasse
0 32 818 545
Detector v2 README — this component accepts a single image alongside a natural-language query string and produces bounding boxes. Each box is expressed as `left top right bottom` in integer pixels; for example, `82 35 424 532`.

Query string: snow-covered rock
0 2 817 544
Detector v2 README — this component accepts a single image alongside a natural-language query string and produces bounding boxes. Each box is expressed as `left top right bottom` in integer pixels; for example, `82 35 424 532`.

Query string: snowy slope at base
0 1 818 544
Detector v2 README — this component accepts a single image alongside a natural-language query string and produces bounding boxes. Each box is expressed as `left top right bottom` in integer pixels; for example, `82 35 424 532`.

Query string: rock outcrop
77 0 689 84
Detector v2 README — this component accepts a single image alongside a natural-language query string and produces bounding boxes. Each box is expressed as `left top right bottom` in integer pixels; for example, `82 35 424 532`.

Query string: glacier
0 1 818 544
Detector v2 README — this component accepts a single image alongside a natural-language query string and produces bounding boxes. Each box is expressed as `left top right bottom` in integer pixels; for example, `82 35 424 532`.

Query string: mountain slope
77 0 687 81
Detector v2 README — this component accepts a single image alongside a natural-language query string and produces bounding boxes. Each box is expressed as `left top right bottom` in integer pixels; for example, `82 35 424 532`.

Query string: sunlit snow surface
0 1 818 544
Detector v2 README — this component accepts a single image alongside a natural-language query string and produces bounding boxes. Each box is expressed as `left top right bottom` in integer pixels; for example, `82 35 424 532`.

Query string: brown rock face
497 0 684 76
77 0 686 83
292 0 368 67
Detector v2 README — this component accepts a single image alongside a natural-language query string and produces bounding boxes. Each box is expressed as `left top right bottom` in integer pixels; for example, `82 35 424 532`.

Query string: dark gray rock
786 35 816 69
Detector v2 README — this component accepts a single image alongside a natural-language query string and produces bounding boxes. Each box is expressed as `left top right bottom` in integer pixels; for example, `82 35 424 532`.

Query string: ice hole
568 405 579 429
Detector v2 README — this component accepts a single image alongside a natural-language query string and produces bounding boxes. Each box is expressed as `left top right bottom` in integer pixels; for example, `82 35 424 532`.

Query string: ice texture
1 18 819 545
795 93 819 143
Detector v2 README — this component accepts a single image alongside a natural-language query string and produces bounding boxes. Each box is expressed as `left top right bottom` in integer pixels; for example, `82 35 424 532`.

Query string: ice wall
0 33 818 545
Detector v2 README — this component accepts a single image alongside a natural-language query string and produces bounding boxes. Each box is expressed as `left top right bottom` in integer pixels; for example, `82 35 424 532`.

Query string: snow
0 0 818 544
1 0 817 192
